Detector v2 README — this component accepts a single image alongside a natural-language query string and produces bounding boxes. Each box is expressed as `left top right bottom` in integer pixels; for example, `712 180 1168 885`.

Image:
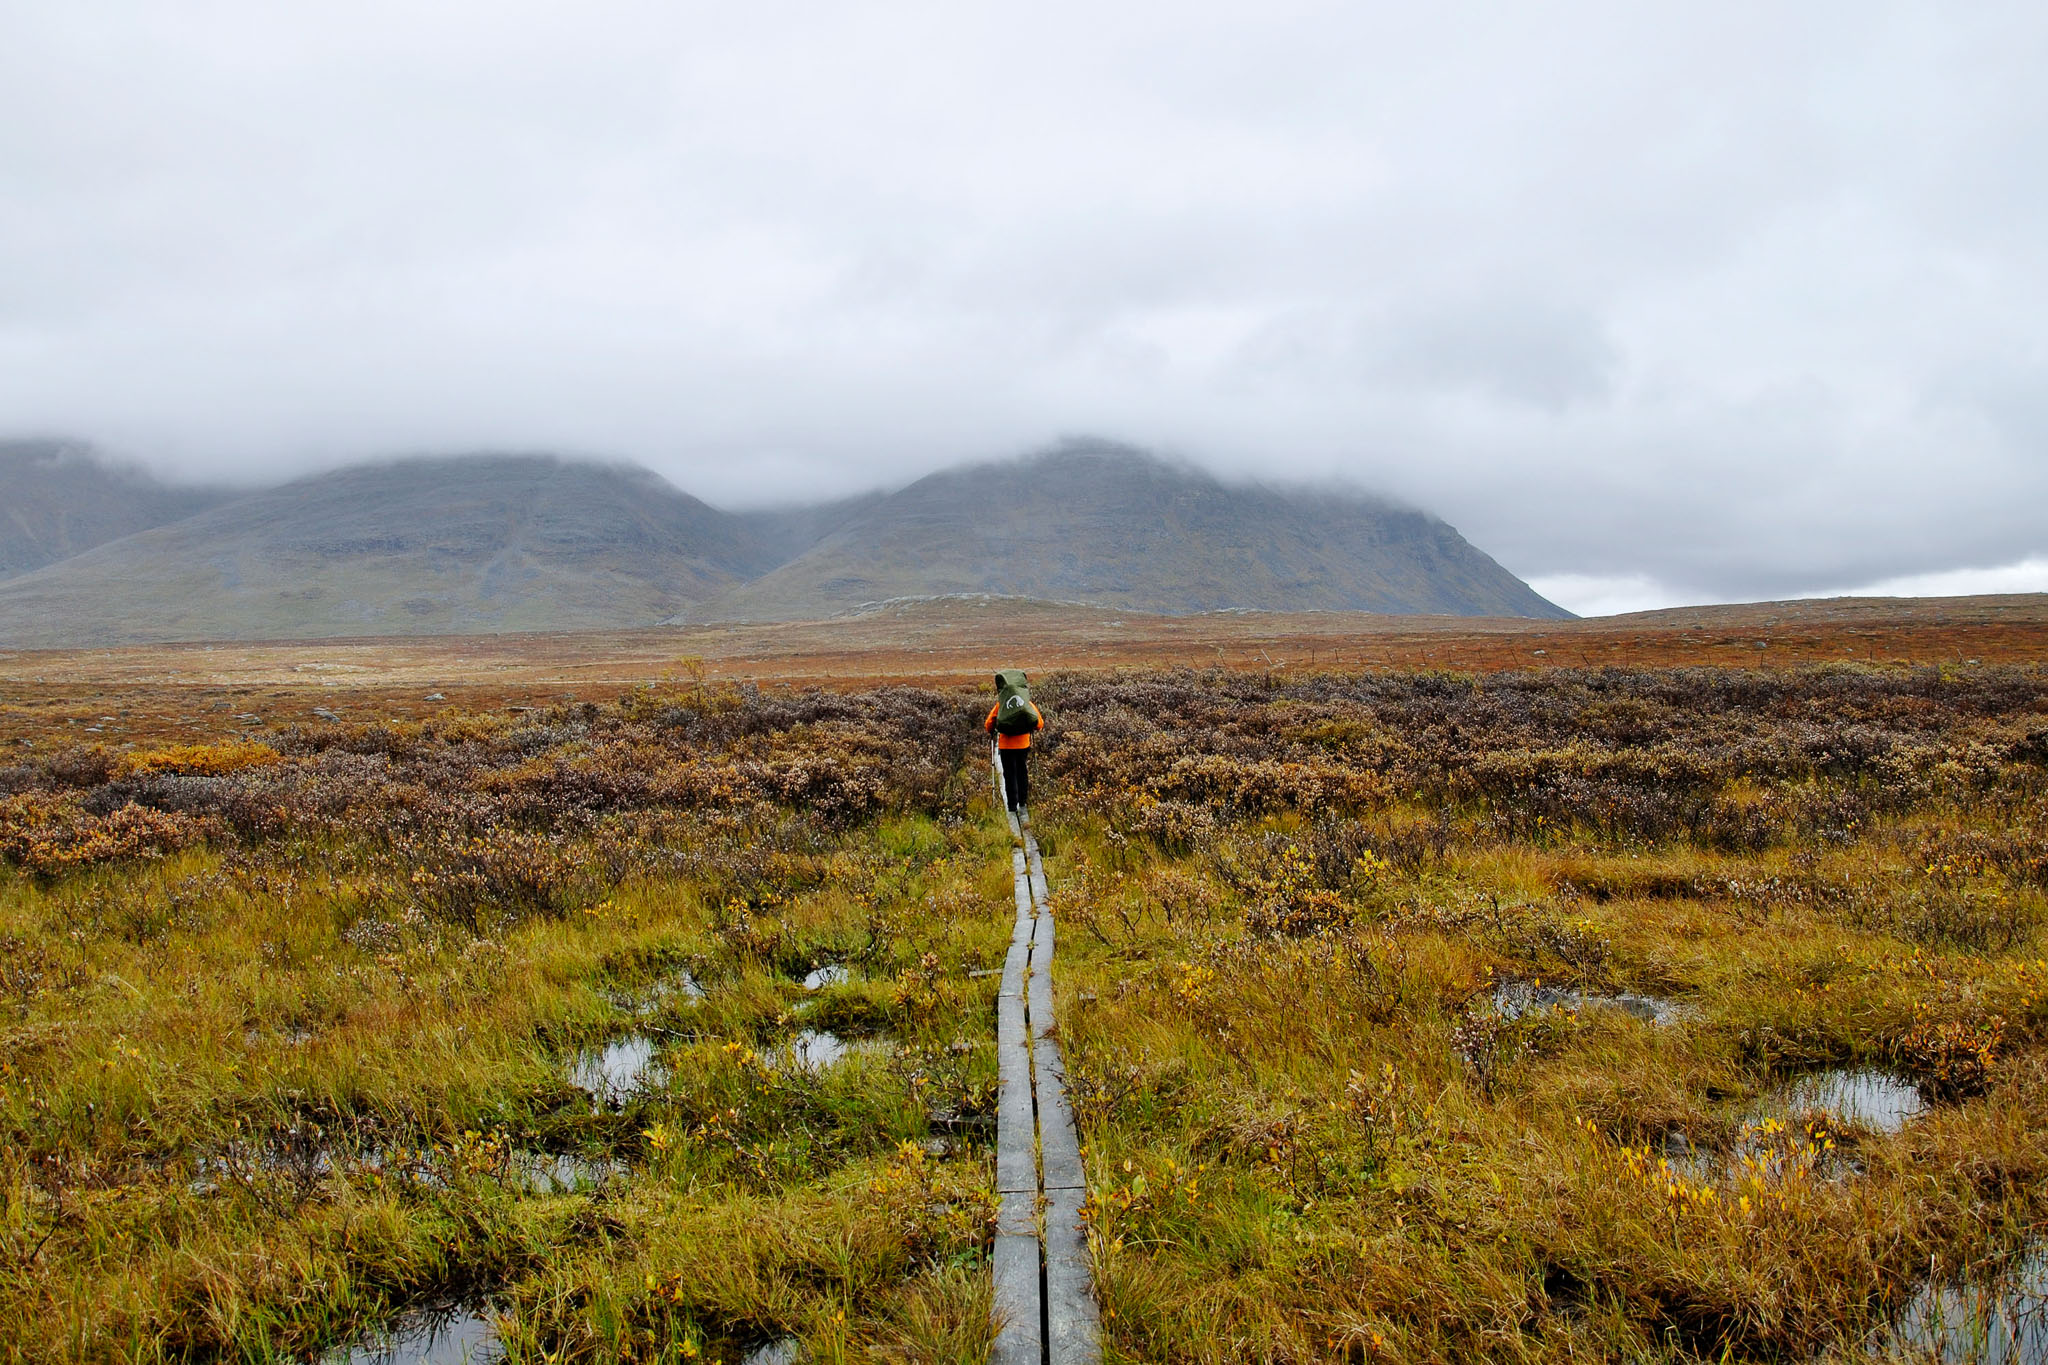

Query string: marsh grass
0 688 1005 1361
5 664 2048 1361
1034 666 2048 1361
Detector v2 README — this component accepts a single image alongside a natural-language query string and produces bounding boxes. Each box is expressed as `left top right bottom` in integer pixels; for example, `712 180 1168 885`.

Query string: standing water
1884 1245 2048 1363
324 1302 500 1365
1777 1067 1926 1134
566 1036 661 1109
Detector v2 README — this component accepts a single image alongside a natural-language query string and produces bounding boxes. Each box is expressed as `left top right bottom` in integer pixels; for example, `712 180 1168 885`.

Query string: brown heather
0 661 2046 1361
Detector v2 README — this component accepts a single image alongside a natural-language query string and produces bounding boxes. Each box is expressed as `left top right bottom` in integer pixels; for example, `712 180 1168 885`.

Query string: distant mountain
0 440 1566 646
696 442 1569 621
732 491 890 573
0 439 229 578
0 454 764 645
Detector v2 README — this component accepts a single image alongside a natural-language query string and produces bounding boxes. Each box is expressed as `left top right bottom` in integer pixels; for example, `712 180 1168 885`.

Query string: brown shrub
0 793 219 876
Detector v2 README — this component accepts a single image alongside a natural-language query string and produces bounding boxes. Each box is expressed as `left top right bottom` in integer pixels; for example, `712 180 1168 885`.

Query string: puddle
742 1339 801 1365
324 1301 502 1364
1490 981 1689 1026
506 1151 625 1194
787 1030 849 1069
566 1036 664 1109
801 964 851 991
1776 1067 1925 1135
1649 1067 1927 1191
771 1030 890 1072
192 1136 620 1198
188 1129 370 1194
1883 1245 2048 1364
613 971 704 1017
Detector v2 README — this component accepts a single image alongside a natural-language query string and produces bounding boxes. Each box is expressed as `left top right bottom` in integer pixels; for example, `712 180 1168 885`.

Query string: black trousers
999 747 1030 810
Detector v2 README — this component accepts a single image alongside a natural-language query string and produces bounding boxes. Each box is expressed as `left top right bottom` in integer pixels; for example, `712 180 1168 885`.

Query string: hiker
985 668 1044 812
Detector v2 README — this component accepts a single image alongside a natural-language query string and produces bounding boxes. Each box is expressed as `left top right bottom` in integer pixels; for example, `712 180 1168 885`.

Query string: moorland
1 599 2046 1362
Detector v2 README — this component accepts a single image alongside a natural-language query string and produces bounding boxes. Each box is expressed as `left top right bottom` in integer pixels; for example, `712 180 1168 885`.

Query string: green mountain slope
0 454 760 646
696 442 1570 621
0 440 1567 645
0 440 229 579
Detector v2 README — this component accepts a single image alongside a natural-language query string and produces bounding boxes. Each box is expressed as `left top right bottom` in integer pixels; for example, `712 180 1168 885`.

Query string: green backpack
992 669 1040 736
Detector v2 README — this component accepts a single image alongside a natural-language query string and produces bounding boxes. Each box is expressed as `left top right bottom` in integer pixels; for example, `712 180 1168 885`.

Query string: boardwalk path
989 746 1102 1364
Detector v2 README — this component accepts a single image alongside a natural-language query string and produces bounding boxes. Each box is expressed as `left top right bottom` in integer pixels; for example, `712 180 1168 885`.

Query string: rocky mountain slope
0 441 1566 645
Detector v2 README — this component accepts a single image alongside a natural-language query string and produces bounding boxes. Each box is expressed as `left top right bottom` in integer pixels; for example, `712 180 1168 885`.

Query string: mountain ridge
695 442 1566 622
0 439 232 579
0 440 1567 645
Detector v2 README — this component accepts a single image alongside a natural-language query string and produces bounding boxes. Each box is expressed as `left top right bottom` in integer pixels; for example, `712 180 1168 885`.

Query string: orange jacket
985 700 1043 750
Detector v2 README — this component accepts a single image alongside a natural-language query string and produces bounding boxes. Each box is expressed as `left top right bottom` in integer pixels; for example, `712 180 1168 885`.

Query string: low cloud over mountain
0 441 1566 646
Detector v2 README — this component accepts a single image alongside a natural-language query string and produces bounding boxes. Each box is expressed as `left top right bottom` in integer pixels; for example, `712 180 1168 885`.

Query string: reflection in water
566 1036 662 1109
1659 1066 1930 1187
788 1030 847 1069
616 971 704 1016
742 1338 802 1365
1777 1067 1926 1134
507 1150 625 1194
1886 1246 2048 1364
1489 981 1689 1026
770 1030 891 1072
801 964 851 991
324 1302 500 1365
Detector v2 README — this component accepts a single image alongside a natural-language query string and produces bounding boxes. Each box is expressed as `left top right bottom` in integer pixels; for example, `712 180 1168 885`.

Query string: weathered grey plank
1028 916 1057 1040
990 741 1100 1365
1026 841 1050 911
990 1232 1045 1365
996 1033 1037 1194
1000 940 1030 1000
1034 1038 1085 1193
1043 1185 1102 1364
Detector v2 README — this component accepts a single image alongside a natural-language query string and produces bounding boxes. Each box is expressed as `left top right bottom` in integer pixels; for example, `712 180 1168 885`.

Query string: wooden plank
1034 1037 1085 1193
1013 849 1033 922
1025 840 1050 911
990 737 1100 1364
990 1233 1045 1365
1043 1186 1102 1364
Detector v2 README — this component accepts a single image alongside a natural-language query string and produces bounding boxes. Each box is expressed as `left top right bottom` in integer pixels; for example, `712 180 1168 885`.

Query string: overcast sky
3 1 2044 614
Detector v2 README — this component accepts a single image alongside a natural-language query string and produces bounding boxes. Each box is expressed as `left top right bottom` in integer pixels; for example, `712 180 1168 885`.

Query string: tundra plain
2 598 2046 1362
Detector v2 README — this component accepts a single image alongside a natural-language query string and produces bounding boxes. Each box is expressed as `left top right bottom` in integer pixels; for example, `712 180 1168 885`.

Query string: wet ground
565 1035 663 1110
324 1301 501 1365
1488 980 1691 1026
611 970 704 1017
1884 1244 2048 1364
506 1151 625 1195
801 964 852 991
1777 1066 1926 1134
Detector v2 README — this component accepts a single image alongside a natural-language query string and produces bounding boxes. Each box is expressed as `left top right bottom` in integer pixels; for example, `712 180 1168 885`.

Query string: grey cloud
1364 299 1618 411
1 0 2044 609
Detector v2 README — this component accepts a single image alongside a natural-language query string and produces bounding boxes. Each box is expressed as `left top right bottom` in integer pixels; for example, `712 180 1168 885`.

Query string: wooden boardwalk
990 746 1101 1364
